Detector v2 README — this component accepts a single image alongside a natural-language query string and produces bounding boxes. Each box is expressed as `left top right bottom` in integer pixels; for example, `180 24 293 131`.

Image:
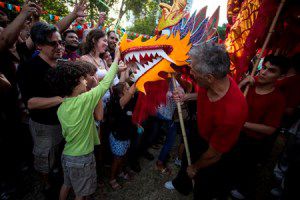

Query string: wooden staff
244 0 286 96
171 74 194 186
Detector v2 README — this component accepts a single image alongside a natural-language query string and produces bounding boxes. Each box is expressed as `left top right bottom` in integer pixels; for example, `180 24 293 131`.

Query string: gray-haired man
165 43 248 200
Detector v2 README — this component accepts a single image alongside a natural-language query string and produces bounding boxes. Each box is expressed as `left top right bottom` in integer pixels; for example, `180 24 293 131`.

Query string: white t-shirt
96 68 119 108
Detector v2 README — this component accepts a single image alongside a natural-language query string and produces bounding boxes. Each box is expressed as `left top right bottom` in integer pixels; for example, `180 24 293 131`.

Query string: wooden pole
171 74 194 186
244 0 286 96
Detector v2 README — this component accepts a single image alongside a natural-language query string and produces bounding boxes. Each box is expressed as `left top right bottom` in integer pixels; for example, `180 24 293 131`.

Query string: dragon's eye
161 29 171 36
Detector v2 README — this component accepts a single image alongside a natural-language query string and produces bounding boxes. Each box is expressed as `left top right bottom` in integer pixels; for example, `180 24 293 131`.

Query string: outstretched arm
27 96 64 110
0 1 38 52
83 45 121 109
120 84 136 109
244 122 276 136
55 0 87 33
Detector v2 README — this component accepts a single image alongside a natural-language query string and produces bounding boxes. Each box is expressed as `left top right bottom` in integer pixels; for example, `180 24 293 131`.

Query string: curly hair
83 29 106 55
49 61 91 97
78 60 97 76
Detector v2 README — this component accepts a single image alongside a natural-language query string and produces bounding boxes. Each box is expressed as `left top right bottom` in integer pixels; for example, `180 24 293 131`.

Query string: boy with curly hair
50 48 120 200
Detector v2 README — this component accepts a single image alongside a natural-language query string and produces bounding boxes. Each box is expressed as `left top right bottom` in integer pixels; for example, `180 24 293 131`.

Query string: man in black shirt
17 22 65 190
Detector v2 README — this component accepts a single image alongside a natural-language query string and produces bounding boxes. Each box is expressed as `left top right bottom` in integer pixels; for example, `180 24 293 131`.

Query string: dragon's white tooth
152 58 161 64
131 74 139 82
129 53 135 60
146 62 153 69
145 51 152 57
148 50 154 56
141 52 146 58
136 62 143 70
134 53 140 62
157 51 174 63
125 54 130 62
157 49 164 53
143 64 148 69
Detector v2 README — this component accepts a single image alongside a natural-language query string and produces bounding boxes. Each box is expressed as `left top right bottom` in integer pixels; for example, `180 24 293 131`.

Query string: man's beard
65 44 79 52
109 43 116 51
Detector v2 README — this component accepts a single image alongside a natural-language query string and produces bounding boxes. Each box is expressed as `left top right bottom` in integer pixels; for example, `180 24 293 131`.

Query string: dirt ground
15 134 285 200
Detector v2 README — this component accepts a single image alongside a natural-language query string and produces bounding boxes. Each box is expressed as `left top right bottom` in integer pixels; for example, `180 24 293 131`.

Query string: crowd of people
0 1 300 200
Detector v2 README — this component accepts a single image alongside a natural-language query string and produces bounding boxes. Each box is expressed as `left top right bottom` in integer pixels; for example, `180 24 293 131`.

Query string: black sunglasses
46 40 65 47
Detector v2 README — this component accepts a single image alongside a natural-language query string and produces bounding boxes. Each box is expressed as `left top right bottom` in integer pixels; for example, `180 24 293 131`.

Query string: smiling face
120 32 191 94
95 36 108 54
108 32 119 51
65 32 79 49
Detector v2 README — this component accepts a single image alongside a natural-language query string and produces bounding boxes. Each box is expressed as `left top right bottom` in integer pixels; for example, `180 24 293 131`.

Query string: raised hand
97 12 106 25
187 165 197 179
21 1 39 17
114 44 121 63
172 88 185 103
118 61 128 72
72 0 88 18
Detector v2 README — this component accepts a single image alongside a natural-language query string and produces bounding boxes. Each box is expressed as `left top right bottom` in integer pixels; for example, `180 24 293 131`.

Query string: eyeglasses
46 40 65 47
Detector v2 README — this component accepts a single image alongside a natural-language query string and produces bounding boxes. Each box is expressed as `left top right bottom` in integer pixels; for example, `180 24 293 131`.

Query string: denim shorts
29 119 63 173
61 152 97 197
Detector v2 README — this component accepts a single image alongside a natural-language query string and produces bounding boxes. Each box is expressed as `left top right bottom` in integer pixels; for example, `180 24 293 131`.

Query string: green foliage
126 0 161 36
124 0 171 19
0 0 69 23
217 23 227 40
39 0 69 23
0 0 25 19
1 0 174 35
85 0 118 23
127 15 156 36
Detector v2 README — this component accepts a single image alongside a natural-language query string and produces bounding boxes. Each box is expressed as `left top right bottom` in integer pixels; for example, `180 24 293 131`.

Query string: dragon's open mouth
122 46 174 82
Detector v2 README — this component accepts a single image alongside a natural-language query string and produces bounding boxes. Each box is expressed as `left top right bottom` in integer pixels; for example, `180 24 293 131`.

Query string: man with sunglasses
230 55 288 199
17 22 65 193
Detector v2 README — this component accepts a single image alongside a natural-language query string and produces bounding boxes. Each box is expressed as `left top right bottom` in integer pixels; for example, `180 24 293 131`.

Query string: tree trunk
117 0 126 22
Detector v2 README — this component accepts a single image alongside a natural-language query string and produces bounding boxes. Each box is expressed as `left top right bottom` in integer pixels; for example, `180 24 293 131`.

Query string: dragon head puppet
120 32 191 94
120 0 220 123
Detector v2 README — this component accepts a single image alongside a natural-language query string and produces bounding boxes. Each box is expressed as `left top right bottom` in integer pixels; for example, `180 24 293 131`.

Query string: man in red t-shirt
164 43 248 200
230 54 288 200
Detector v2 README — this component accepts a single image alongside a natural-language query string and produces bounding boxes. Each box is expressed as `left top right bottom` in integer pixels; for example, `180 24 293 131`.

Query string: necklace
89 53 105 69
